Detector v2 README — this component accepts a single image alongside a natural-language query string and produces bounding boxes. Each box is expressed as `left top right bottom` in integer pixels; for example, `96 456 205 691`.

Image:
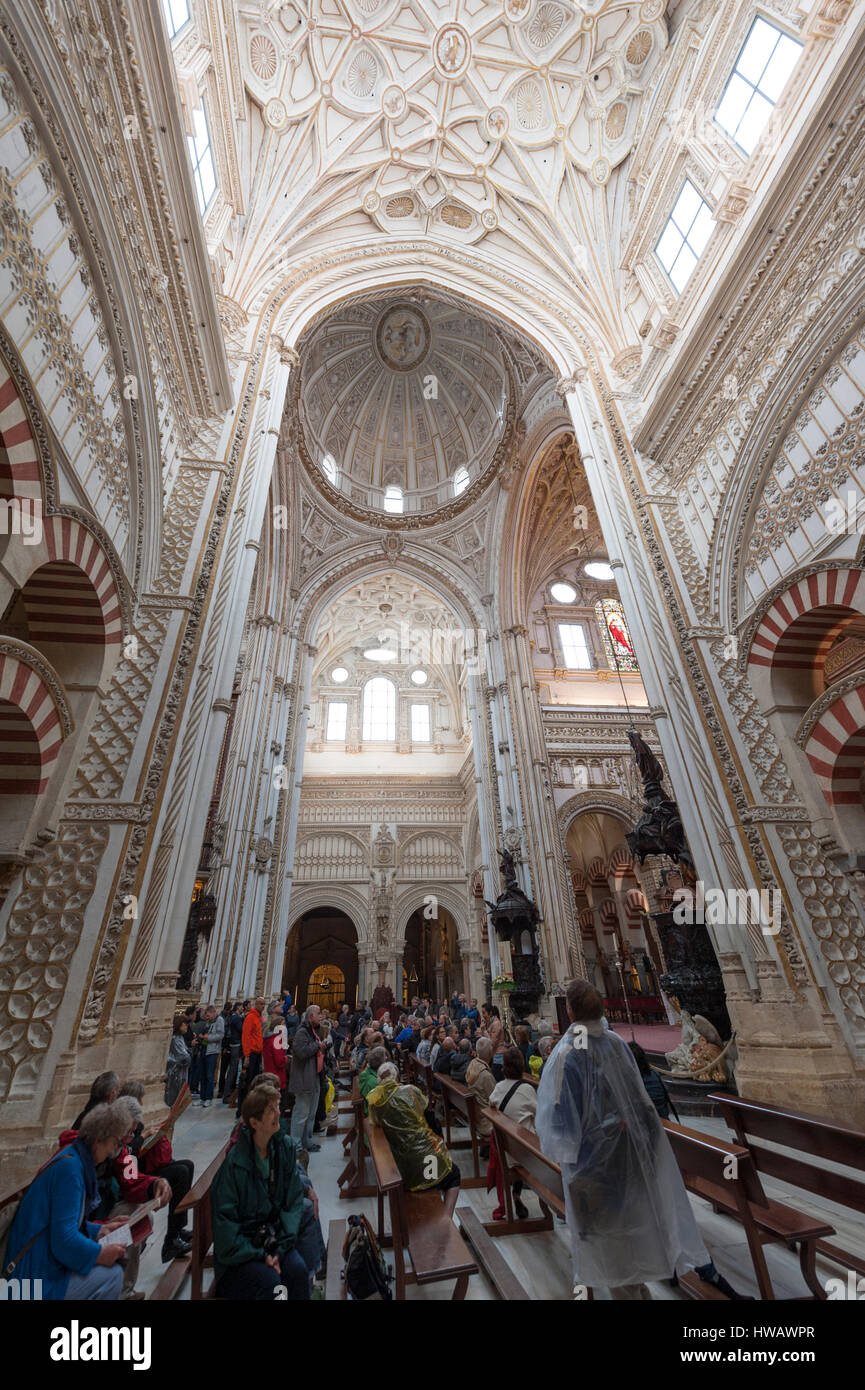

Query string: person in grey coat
289 1005 324 1154
199 1003 225 1108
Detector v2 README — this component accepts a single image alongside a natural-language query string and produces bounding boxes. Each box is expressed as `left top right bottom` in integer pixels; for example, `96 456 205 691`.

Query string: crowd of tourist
3 981 744 1302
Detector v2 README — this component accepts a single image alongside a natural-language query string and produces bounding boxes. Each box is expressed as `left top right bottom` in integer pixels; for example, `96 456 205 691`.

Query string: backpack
341 1212 392 1300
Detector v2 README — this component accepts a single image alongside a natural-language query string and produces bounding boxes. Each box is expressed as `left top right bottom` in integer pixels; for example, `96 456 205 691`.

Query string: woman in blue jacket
5 1102 132 1300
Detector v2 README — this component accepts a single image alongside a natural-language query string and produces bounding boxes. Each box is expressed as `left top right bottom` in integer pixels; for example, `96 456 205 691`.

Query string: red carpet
609 1022 682 1053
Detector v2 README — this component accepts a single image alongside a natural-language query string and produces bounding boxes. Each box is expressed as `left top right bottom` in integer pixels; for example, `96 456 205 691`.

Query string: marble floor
133 1093 865 1302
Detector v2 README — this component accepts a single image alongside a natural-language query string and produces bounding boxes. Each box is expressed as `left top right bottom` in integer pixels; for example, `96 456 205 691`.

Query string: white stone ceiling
226 0 671 347
298 288 508 505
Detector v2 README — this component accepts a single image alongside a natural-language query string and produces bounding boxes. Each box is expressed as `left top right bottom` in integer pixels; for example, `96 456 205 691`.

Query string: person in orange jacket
236 995 266 1117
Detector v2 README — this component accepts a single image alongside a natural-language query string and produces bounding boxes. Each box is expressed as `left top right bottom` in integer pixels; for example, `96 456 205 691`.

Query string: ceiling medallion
374 304 431 372
433 24 471 79
505 0 534 20
591 157 611 185
250 33 278 82
382 85 407 120
265 98 288 130
485 107 508 139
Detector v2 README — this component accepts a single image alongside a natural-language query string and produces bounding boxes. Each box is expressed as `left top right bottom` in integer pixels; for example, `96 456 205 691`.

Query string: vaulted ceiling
206 0 674 350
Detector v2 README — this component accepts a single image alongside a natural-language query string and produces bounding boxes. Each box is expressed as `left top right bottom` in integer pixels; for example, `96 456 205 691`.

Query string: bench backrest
662 1119 767 1208
437 1073 475 1124
364 1118 403 1193
710 1093 865 1214
484 1107 565 1214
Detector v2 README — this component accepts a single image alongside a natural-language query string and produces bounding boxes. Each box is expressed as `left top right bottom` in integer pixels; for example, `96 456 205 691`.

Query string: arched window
383 485 404 514
362 676 396 741
321 453 339 486
452 466 469 497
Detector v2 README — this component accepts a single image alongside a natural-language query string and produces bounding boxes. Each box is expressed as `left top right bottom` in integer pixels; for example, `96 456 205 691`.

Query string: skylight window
411 704 431 742
716 18 802 156
558 623 592 671
187 104 217 215
452 466 470 497
322 454 339 486
655 180 716 293
383 485 404 515
326 701 348 742
161 0 191 40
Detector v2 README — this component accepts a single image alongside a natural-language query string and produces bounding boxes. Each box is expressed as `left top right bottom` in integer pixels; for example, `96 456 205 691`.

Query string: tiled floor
134 1093 865 1301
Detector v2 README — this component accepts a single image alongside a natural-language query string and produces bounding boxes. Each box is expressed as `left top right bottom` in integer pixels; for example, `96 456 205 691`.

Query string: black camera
245 1220 281 1257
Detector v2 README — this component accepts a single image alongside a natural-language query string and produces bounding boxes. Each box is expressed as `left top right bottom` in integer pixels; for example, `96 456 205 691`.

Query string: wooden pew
456 1207 530 1301
709 1093 864 1283
151 1144 228 1300
337 1075 376 1199
413 1054 435 1100
484 1109 784 1300
436 1073 485 1186
664 1113 834 1300
482 1107 562 1237
364 1117 477 1299
662 1120 776 1300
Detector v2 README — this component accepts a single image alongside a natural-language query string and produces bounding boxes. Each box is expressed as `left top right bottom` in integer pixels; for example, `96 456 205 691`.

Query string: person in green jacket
211 1085 310 1299
358 1044 389 1116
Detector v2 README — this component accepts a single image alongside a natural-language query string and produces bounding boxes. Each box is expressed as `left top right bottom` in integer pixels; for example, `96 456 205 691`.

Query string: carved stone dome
295 290 513 523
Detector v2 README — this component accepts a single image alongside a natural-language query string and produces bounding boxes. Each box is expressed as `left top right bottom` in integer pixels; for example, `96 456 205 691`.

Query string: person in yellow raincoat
366 1063 461 1214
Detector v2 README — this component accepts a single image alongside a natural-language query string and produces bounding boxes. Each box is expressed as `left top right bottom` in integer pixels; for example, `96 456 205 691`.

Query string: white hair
377 1062 398 1082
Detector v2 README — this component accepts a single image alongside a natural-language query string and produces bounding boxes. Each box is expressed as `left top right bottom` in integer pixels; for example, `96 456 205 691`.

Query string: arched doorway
402 905 462 1004
283 907 358 1011
307 963 346 1013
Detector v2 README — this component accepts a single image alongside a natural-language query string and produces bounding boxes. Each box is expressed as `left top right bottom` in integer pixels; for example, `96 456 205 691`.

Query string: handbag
0 1149 69 1277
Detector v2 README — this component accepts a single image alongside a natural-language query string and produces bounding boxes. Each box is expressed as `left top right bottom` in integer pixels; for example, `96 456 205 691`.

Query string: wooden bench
482 1107 563 1237
364 1117 477 1299
151 1144 228 1300
484 1109 784 1300
664 1114 834 1299
456 1207 529 1301
709 1093 865 1284
337 1076 376 1199
436 1073 485 1187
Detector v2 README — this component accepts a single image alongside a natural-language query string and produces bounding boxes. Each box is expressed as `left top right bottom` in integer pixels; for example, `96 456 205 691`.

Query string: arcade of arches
2 0 865 1188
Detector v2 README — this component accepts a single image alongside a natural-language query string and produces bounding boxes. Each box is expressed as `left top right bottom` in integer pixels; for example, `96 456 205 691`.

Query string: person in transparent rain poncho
535 979 751 1300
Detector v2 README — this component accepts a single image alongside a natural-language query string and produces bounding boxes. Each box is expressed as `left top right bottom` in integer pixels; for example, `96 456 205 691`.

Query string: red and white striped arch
804 684 865 806
625 887 649 931
578 907 595 938
599 898 618 934
0 359 41 503
607 844 635 887
0 651 66 794
571 867 587 895
586 856 608 887
22 515 124 647
747 569 865 673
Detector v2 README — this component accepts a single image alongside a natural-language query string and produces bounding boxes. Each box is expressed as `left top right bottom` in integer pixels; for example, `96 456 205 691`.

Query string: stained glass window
595 599 639 672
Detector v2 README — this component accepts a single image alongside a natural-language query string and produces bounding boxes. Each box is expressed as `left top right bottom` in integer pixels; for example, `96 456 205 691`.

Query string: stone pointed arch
557 790 635 837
